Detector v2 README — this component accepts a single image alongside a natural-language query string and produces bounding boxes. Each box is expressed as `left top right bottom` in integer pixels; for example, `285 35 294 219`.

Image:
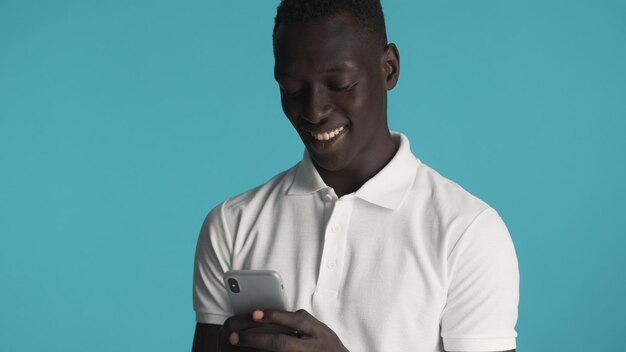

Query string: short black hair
273 0 387 46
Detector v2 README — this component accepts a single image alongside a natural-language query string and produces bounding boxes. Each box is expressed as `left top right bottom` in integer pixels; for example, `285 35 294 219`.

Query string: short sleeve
441 207 519 352
193 201 235 325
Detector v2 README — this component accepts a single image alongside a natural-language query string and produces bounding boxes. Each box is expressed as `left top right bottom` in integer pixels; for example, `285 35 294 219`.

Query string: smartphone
223 270 292 334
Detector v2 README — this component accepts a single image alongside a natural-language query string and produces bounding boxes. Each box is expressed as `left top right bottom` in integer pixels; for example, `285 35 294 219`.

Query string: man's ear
382 43 400 90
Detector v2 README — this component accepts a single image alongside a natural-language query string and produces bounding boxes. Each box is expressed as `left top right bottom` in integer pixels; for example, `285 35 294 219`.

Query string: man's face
274 14 398 173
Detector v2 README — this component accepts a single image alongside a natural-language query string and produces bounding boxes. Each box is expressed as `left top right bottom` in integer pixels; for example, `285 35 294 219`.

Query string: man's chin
309 152 350 173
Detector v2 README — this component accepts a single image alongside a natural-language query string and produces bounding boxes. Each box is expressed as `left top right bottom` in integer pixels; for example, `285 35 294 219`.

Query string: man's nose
302 87 333 124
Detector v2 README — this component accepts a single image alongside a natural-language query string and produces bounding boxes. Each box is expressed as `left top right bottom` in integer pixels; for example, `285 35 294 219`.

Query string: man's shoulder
209 161 300 217
412 160 491 217
408 161 505 254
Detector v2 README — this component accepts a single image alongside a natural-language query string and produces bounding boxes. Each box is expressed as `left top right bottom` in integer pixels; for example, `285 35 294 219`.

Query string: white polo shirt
193 132 519 352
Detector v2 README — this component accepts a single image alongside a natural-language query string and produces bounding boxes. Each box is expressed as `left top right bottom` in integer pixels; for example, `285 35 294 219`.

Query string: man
192 1 519 351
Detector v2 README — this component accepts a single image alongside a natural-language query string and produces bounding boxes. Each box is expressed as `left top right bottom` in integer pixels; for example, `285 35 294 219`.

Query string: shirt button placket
316 198 354 296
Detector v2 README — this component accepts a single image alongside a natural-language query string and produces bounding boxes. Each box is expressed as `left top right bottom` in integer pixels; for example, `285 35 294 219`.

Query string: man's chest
228 197 448 316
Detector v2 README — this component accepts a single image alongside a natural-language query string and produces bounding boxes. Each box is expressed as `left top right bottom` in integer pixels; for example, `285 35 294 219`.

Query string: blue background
1 1 624 351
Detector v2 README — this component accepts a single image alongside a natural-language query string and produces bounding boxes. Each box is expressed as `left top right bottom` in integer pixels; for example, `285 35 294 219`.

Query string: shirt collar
287 150 328 195
287 131 421 210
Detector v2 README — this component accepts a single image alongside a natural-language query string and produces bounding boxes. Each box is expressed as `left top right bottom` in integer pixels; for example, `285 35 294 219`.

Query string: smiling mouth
310 126 344 141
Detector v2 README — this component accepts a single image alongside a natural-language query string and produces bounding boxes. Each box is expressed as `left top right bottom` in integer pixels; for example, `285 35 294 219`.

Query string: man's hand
223 309 349 352
217 312 264 352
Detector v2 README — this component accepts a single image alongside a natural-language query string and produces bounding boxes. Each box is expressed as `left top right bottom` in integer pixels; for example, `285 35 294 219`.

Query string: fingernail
229 332 239 345
252 310 264 321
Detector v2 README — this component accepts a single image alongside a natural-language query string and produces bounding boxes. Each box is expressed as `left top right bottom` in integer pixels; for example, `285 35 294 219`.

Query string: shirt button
327 260 337 269
331 223 341 233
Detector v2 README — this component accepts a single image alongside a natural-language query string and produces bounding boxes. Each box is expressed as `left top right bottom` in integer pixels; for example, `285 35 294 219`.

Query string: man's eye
329 82 356 92
280 86 304 97
285 89 303 97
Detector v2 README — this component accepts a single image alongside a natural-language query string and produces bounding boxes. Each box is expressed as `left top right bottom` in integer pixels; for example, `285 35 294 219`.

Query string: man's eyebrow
324 60 360 72
321 66 359 73
275 61 360 79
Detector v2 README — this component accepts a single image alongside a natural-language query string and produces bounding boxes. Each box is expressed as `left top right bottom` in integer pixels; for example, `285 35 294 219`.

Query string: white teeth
311 126 344 141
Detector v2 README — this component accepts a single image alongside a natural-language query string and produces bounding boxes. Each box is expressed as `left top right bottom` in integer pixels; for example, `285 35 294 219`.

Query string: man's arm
445 350 515 352
194 314 515 352
441 209 519 352
192 323 221 352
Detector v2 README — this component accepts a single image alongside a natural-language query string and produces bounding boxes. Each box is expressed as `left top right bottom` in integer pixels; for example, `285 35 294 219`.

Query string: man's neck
314 131 398 198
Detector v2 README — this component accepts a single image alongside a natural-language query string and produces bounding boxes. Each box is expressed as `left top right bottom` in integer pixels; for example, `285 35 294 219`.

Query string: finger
233 331 309 352
217 333 258 352
223 313 266 333
253 309 319 337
